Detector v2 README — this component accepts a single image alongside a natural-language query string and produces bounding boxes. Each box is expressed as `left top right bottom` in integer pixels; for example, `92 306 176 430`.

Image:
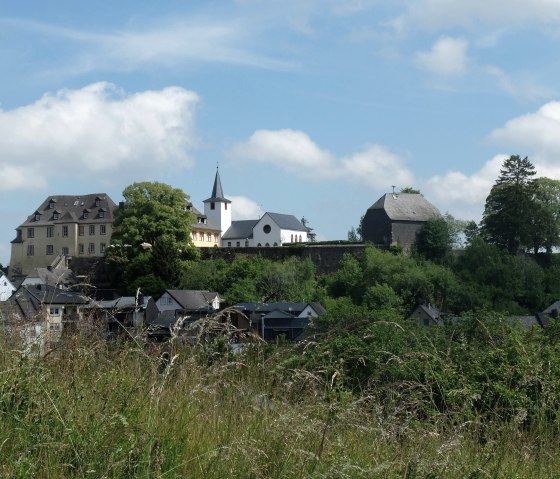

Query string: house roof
367 193 440 222
543 300 560 315
23 284 89 305
87 296 153 310
186 202 220 232
203 169 231 204
411 303 440 321
17 193 116 228
222 220 259 240
164 290 220 311
263 213 308 231
233 302 325 317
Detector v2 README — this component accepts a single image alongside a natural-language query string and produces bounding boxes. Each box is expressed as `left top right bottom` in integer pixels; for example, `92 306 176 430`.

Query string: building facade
10 194 116 277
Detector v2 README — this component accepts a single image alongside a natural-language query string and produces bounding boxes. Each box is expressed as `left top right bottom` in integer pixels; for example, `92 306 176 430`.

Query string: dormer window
99 211 105 218
53 213 59 220
83 212 88 219
34 213 41 221
95 198 101 207
48 200 55 209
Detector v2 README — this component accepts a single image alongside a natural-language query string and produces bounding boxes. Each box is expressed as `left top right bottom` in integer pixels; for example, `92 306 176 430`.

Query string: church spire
204 166 231 203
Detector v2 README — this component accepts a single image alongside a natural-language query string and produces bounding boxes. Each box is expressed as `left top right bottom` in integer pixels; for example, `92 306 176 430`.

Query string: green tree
415 218 452 263
481 155 537 254
347 214 364 242
107 182 198 295
530 177 560 254
400 186 421 194
300 217 316 242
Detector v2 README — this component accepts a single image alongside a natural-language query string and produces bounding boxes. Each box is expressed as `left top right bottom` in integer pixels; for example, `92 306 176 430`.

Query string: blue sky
2 0 560 265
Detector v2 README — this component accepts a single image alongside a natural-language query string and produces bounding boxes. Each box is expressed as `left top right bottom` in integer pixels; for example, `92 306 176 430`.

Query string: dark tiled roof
164 290 220 311
18 194 116 227
186 202 220 231
203 169 231 204
265 213 308 231
222 220 258 240
367 193 440 222
233 302 324 317
23 284 89 305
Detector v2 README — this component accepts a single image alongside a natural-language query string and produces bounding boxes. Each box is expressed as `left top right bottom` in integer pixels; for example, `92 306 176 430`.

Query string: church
197 169 309 248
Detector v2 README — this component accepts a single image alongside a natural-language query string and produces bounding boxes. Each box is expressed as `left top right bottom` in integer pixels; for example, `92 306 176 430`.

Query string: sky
1 0 560 265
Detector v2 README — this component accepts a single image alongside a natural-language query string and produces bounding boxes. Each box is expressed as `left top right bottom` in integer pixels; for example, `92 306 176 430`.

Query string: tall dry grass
0 322 559 478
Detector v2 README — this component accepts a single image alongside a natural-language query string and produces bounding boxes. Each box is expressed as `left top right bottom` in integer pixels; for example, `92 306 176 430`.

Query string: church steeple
204 166 231 204
203 166 232 235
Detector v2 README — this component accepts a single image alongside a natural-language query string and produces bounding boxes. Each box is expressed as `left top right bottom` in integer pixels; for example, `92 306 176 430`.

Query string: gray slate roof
186 202 220 231
233 302 325 316
265 213 308 231
368 193 440 221
18 193 116 227
164 290 220 311
222 220 259 240
203 169 231 204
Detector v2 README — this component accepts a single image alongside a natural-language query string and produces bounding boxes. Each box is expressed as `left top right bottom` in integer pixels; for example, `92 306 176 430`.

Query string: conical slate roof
203 168 231 204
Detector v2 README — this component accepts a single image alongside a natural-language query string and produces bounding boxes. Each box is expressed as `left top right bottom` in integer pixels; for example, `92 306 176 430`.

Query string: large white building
201 169 309 247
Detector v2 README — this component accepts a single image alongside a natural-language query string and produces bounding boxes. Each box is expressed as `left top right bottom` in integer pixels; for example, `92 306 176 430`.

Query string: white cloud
490 101 560 158
483 66 553 101
415 37 469 76
393 0 560 33
0 82 200 192
0 16 294 75
424 155 505 220
229 195 264 220
230 129 414 189
230 129 338 175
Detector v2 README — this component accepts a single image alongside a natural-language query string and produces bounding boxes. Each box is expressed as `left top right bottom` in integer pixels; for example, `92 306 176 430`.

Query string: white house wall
252 214 308 246
0 275 16 301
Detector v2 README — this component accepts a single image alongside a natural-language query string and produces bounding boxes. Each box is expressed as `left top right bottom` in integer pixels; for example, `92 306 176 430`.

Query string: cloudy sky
1 0 560 264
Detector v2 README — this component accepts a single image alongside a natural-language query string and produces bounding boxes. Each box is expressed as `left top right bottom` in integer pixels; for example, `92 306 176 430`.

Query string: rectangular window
191 231 196 240
225 203 228 210
214 234 218 242
46 227 54 238
49 307 60 315
211 202 215 210
46 245 54 255
27 228 34 238
63 226 68 237
89 225 95 235
199 233 204 241
100 243 106 253
236 241 240 247
95 199 101 207
79 244 84 254
49 202 55 209
27 244 34 256
35 214 41 221
79 225 84 236
99 211 105 218
62 247 69 256
88 243 95 254
227 242 231 247
207 233 212 242
53 213 59 220
83 212 89 219
100 225 106 235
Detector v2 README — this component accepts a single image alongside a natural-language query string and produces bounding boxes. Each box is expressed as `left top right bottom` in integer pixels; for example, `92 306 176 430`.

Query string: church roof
367 193 440 221
264 213 308 231
203 169 231 204
222 220 259 240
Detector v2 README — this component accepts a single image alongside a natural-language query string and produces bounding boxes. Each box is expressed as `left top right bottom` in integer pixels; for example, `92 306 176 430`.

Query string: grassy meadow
1 321 560 479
